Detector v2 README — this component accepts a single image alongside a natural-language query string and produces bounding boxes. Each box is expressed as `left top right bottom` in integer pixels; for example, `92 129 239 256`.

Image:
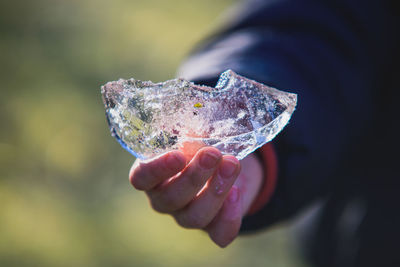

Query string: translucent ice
101 70 297 160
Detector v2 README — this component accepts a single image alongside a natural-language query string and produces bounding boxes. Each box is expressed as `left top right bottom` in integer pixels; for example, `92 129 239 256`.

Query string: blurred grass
0 0 307 266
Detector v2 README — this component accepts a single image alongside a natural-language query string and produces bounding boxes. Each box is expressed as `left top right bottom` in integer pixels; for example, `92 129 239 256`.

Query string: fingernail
219 159 238 179
228 186 239 203
166 152 184 170
199 151 220 169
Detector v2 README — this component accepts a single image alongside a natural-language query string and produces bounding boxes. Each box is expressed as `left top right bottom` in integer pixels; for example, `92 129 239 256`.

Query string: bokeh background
0 0 307 266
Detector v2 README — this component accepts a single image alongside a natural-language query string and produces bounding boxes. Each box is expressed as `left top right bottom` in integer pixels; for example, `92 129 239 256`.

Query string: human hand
129 147 263 247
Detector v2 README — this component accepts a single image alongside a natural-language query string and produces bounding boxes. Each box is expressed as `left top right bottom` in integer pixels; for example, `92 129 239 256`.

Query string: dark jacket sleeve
177 0 397 232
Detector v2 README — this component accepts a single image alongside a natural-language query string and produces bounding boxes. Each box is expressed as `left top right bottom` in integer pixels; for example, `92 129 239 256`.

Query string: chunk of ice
101 70 297 160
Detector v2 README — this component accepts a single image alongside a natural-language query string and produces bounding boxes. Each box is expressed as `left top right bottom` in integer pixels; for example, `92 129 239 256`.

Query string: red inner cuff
246 142 278 215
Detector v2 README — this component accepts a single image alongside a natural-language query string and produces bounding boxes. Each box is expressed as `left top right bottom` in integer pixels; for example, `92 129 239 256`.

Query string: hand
129 147 263 247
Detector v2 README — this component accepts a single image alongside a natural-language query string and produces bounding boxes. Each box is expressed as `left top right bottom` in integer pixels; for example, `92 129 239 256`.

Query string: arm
178 0 397 231
129 0 396 246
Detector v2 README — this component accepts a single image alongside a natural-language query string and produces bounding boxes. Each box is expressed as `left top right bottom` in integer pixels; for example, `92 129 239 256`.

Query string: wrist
246 143 278 215
234 153 263 216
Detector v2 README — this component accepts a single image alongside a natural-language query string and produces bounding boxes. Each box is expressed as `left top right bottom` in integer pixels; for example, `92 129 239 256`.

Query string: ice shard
101 70 297 160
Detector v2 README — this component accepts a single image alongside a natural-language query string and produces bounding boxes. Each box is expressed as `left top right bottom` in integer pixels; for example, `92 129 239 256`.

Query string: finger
206 186 242 248
129 151 186 191
173 156 240 228
147 147 222 213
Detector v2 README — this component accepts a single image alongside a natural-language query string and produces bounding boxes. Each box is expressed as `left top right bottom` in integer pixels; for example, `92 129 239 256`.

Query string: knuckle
224 216 239 225
176 213 208 229
186 167 207 188
149 200 169 213
221 228 239 247
209 222 240 248
129 175 147 190
162 195 182 211
190 174 204 188
150 193 181 213
130 162 162 191
147 162 163 179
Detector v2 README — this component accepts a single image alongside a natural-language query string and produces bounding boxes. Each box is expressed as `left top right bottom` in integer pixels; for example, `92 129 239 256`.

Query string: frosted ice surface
101 70 297 160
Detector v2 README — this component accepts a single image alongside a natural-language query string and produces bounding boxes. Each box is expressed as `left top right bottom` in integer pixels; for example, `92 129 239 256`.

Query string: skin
129 147 264 247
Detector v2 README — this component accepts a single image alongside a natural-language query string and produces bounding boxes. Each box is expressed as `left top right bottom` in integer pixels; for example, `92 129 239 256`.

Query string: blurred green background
0 0 307 266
